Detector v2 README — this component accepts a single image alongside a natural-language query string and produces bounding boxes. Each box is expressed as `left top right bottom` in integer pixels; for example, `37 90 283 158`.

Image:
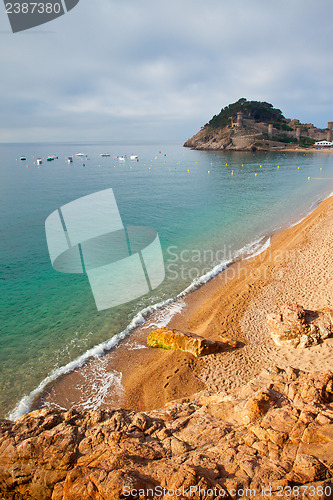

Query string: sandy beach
34 194 333 414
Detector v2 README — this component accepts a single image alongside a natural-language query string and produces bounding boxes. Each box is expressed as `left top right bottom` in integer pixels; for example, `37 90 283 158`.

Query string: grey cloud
1 0 333 141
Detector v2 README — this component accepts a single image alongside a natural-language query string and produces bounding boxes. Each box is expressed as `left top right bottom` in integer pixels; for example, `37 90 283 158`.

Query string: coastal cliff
1 367 332 499
184 98 332 151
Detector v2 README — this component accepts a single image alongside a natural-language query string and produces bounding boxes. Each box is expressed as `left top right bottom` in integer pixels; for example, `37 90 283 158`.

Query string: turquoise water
1 142 333 419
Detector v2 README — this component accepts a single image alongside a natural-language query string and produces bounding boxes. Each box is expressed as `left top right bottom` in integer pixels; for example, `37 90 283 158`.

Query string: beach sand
34 195 333 414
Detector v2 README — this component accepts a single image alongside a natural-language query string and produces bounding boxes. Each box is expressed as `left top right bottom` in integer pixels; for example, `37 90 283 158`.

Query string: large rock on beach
1 367 333 499
267 303 333 348
147 326 239 357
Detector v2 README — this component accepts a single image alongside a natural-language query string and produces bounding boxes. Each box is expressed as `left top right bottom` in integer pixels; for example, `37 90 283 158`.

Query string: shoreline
24 192 333 418
185 145 333 154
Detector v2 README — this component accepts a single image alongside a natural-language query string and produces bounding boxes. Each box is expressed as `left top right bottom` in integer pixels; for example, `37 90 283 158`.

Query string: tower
268 124 273 139
237 111 243 129
295 126 302 141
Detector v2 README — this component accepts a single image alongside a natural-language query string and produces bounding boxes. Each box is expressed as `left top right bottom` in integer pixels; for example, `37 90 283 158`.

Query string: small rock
267 303 333 348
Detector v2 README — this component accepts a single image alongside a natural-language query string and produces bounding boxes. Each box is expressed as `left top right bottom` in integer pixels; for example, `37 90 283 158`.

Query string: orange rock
147 326 239 357
267 303 333 348
1 368 333 499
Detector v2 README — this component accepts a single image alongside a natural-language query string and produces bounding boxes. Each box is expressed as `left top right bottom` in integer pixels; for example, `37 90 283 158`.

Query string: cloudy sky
1 0 333 143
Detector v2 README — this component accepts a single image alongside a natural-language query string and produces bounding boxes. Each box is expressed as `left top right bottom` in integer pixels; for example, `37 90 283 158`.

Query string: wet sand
34 195 333 414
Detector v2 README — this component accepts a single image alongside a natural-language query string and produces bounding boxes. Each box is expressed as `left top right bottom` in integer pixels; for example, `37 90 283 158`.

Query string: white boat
130 155 138 160
100 153 110 157
75 153 86 157
20 156 26 161
67 156 73 163
118 156 126 161
37 158 42 165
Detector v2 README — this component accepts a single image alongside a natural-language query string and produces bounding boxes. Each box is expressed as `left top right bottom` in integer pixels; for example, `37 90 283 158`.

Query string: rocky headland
1 367 333 499
184 98 333 152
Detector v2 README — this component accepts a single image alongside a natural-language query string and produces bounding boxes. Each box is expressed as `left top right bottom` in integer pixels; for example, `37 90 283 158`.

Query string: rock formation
267 303 333 348
1 367 333 499
184 98 331 151
147 326 239 357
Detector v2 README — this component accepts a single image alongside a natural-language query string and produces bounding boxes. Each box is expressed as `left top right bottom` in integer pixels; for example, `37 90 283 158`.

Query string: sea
1 141 333 420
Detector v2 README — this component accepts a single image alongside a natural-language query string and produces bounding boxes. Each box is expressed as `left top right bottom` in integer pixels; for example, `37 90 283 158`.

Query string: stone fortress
184 108 333 151
231 111 332 145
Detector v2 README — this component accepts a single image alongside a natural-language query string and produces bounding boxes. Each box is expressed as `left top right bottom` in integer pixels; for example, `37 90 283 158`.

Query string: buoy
298 167 300 170
226 163 228 166
320 167 322 170
188 169 190 172
208 170 210 173
255 173 257 176
308 176 311 180
277 165 280 169
260 165 262 167
149 167 151 170
231 171 234 175
242 164 244 167
211 162 213 165
195 161 197 164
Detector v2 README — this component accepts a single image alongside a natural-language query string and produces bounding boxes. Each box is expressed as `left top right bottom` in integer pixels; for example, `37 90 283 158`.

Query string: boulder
147 327 239 357
267 303 333 348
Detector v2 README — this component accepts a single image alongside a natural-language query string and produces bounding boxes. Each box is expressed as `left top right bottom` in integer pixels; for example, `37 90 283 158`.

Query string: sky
1 0 333 143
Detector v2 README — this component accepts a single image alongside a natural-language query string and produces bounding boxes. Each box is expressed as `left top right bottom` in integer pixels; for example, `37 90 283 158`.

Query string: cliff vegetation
184 98 330 152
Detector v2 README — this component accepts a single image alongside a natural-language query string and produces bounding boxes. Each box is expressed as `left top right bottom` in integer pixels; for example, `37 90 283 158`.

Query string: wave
288 190 333 229
9 235 272 421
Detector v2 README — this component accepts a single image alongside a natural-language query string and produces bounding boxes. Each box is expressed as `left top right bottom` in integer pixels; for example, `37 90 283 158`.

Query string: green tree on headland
207 98 286 129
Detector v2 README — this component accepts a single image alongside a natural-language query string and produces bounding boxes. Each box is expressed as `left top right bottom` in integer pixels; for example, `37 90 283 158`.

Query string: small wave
73 362 124 412
288 191 333 229
147 299 186 329
244 237 271 260
234 236 270 260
